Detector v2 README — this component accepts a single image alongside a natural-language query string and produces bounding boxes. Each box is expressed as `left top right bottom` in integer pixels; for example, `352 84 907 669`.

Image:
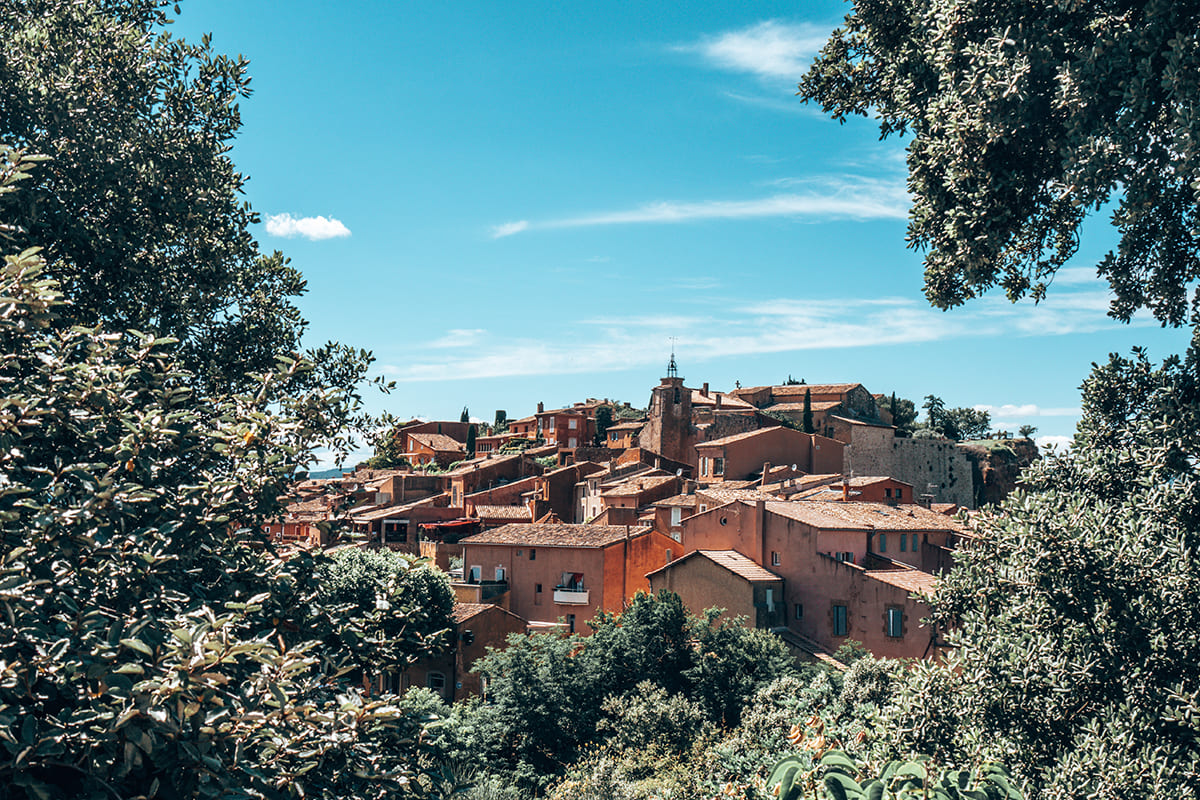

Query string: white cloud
687 20 830 79
427 329 488 349
491 220 529 238
264 213 351 240
973 404 1082 418
1036 434 1074 452
489 178 908 238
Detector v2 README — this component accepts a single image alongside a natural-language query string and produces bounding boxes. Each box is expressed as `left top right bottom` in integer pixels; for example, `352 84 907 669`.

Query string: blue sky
178 1 1190 459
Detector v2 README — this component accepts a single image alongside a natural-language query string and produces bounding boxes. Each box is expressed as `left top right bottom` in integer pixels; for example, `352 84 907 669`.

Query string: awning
419 518 478 530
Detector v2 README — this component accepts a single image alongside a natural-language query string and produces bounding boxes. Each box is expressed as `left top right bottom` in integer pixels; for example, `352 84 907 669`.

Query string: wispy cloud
491 220 529 239
381 288 1143 383
973 403 1081 418
427 329 488 349
685 20 829 79
489 178 908 238
1036 434 1074 451
264 213 351 240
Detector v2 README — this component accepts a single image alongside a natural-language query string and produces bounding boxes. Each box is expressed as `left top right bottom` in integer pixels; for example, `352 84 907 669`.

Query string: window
885 488 892 498
765 588 775 612
529 548 536 561
568 418 577 429
895 488 903 501
468 565 481 583
567 614 576 633
794 603 804 620
568 437 577 448
771 551 780 566
899 534 907 552
832 604 848 636
912 533 920 551
879 533 887 553
427 671 446 691
699 504 707 513
665 548 673 562
516 549 523 557
670 507 682 526
886 607 904 638
494 566 505 581
535 583 542 593
835 551 854 563
700 457 709 476
712 457 725 476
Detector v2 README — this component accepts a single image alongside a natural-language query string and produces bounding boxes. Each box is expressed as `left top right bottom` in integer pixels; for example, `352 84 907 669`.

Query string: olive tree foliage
799 0 1200 325
878 332 1200 797
0 0 344 393
0 152 444 799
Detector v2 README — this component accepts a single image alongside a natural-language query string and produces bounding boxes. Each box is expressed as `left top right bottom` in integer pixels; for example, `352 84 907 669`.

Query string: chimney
715 394 722 409
842 478 850 502
537 401 544 414
702 382 709 397
760 461 771 488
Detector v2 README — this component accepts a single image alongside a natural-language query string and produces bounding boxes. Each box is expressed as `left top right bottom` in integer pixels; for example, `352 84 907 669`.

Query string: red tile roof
864 568 938 595
764 501 964 532
409 432 465 452
646 549 781 582
698 426 800 448
461 523 651 548
473 504 533 521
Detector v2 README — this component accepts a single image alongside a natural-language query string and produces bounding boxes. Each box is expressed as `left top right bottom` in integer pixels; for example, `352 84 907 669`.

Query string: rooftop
472 504 533 521
864 567 939 595
698 426 800 449
409 432 466 452
764 501 965 532
697 550 782 582
461 523 652 548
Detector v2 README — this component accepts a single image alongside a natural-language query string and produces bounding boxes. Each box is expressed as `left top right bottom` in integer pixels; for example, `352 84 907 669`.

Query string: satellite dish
791 464 798 471
676 468 683 477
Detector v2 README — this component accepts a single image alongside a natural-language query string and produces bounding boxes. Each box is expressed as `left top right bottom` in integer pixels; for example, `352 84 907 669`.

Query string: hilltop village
274 365 1038 699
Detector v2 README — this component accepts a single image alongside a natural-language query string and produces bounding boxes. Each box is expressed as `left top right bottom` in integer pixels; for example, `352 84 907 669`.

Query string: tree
802 388 815 434
880 333 1200 797
1018 424 1037 439
465 423 477 458
0 173 444 797
921 395 990 440
0 0 320 388
888 392 919 436
593 405 613 446
799 1 1200 326
312 547 454 677
461 406 471 424
362 416 409 470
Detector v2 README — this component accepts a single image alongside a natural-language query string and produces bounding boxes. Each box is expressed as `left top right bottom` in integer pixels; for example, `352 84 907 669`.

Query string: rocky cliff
958 437 1041 508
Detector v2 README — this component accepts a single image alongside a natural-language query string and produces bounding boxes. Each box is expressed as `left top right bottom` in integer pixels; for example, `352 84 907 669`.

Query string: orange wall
461 542 606 631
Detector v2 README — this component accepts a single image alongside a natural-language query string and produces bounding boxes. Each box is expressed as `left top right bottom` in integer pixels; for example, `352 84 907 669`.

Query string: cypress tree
802 388 815 434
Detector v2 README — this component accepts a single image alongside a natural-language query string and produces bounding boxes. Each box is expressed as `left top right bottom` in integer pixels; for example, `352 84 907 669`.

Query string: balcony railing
553 587 590 605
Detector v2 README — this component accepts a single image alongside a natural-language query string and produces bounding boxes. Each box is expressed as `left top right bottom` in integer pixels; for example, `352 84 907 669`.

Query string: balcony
553 587 590 605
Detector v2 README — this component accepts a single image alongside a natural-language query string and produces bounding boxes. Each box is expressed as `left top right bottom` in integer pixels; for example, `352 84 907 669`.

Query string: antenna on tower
666 337 678 378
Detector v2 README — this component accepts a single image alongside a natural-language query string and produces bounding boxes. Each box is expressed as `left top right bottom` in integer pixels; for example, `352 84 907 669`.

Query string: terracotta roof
601 474 676 497
409 432 465 452
931 503 960 515
607 420 646 431
652 494 698 508
697 550 782 582
763 501 965 532
461 523 652 548
473 504 533 521
763 400 842 413
767 383 863 397
691 390 755 409
451 602 493 623
848 476 912 488
698 426 803 449
443 452 523 476
864 567 938 595
699 488 778 505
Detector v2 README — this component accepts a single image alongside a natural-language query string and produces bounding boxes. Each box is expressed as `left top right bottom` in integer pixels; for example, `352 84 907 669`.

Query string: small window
771 551 780 566
899 534 907 552
794 603 804 620
427 671 446 691
879 533 887 553
720 516 728 526
568 418 577 429
912 533 920 551
896 488 903 501
665 548 673 562
670 507 682 526
885 488 892 498
700 457 709 476
535 583 542 593
468 565 481 583
832 604 848 636
886 607 904 638
530 548 536 561
567 614 576 633
495 566 505 581
713 457 725 476
516 549 523 557
699 504 707 513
